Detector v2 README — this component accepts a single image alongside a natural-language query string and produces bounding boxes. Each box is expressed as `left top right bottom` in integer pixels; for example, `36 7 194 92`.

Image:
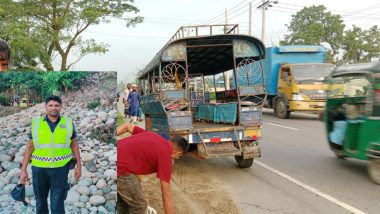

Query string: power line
201 0 249 24
84 31 168 39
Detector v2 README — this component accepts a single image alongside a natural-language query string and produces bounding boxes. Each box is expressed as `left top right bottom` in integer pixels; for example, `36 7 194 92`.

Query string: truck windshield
293 64 334 83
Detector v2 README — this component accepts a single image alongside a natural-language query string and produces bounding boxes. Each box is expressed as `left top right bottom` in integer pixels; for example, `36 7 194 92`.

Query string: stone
25 186 34 197
14 155 24 164
77 186 91 195
104 169 116 179
102 187 111 194
96 179 107 189
105 200 116 212
0 154 11 162
74 202 86 208
86 160 97 172
82 146 91 151
97 206 108 214
7 168 21 177
80 208 89 214
94 118 103 125
80 195 90 203
100 161 108 167
89 195 106 206
109 154 116 162
1 161 20 171
103 151 114 158
78 178 92 187
66 190 80 204
82 153 95 162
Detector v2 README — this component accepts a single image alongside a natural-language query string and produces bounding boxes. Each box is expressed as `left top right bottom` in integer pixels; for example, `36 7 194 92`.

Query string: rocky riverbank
0 71 117 214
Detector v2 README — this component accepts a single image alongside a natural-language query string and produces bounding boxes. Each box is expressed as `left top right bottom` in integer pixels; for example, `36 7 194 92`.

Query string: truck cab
264 46 335 118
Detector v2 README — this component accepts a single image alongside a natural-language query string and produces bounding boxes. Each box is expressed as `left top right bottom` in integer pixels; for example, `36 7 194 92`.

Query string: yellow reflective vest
31 116 74 168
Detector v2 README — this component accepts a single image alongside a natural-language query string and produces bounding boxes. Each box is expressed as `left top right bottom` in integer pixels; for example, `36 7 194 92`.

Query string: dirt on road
141 158 240 214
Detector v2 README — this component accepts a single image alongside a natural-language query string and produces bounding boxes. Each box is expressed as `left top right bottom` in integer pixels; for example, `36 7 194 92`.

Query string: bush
0 96 8 106
87 98 101 110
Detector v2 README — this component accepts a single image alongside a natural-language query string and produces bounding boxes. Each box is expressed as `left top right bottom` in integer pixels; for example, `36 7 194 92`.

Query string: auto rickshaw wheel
235 155 254 168
275 98 290 119
334 151 345 159
368 159 380 185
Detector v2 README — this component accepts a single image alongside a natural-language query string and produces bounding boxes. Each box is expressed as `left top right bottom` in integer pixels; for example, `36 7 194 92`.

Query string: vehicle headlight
292 93 305 101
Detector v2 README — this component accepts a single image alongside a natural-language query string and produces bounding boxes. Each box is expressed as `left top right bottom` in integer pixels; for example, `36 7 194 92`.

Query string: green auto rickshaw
324 61 380 184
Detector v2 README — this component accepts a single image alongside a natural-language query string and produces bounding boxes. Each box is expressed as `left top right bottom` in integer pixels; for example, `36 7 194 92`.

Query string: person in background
0 39 10 71
127 84 140 124
123 83 132 118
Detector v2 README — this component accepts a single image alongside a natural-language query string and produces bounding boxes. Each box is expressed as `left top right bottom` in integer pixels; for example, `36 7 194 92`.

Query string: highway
174 108 380 214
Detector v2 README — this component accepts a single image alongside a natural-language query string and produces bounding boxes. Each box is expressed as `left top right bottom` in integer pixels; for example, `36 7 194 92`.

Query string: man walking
19 95 81 214
0 39 10 71
117 123 189 214
127 84 140 124
123 83 132 118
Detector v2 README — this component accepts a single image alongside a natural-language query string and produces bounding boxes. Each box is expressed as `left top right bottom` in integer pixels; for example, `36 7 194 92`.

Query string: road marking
255 160 366 214
264 122 300 131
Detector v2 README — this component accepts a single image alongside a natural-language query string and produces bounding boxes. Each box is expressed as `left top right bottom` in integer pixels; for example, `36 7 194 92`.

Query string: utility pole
257 0 278 42
248 2 252 36
224 8 228 33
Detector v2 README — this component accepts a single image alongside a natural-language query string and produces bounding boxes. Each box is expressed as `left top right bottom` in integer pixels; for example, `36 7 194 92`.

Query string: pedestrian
127 84 140 124
123 83 132 118
0 39 10 71
19 95 82 214
117 122 189 214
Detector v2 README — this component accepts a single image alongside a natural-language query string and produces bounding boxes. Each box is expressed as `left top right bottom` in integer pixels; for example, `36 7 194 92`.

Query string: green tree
0 0 143 70
341 25 380 64
280 5 345 62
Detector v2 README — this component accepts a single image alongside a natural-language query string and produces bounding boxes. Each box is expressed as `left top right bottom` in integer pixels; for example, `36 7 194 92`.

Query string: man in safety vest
19 95 81 214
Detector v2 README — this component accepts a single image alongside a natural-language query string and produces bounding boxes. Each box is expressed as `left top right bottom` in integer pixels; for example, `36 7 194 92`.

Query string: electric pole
249 2 252 36
224 8 228 33
257 0 278 41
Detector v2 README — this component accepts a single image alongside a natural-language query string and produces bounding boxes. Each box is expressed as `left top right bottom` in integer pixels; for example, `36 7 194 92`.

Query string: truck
263 45 335 119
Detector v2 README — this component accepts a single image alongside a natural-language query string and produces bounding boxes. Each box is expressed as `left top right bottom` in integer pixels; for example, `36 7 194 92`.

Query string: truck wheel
275 98 290 119
368 159 380 185
235 155 254 168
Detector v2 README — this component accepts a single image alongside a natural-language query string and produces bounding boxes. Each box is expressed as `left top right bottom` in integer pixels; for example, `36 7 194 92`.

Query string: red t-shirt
117 126 173 183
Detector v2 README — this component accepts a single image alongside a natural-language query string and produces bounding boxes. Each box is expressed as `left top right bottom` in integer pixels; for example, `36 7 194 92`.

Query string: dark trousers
32 164 70 214
117 174 147 214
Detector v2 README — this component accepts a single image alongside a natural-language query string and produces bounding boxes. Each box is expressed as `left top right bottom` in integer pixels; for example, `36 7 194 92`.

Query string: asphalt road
174 108 380 214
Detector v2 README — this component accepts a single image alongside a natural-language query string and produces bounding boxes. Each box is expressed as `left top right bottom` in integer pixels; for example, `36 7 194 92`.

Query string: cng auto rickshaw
324 61 380 184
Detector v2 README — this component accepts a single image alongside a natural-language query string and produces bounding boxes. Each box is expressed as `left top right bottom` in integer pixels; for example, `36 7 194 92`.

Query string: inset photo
0 71 117 214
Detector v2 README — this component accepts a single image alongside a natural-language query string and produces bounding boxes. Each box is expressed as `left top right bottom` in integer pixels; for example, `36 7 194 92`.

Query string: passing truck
264 45 335 119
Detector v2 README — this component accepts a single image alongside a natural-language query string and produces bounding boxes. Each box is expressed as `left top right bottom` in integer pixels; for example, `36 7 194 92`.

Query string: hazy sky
67 0 380 83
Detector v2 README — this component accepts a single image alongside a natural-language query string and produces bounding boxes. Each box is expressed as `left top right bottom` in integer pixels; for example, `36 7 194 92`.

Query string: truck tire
275 98 290 119
368 159 380 185
235 155 254 168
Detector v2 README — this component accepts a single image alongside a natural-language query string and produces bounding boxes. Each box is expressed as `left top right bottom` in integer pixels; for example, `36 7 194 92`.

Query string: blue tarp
196 103 237 123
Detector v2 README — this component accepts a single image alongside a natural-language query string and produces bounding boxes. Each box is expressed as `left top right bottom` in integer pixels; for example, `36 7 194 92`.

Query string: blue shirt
29 115 77 140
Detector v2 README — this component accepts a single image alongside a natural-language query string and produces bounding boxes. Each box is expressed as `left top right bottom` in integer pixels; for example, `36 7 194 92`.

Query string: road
173 108 380 214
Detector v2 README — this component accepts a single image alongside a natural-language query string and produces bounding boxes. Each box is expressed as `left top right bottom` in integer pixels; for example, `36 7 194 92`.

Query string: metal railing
166 24 239 45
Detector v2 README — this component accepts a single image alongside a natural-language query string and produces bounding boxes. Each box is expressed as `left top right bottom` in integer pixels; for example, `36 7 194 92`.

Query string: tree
280 5 345 62
340 25 380 64
0 0 143 70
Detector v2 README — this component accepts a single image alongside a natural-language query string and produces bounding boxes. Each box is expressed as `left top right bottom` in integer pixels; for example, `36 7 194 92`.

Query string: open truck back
138 24 266 167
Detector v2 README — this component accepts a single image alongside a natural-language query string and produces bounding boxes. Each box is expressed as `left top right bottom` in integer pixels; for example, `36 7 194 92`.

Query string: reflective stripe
33 117 41 147
32 154 73 162
35 144 69 149
65 116 72 148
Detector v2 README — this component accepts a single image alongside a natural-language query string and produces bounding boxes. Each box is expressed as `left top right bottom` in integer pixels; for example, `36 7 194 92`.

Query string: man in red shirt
117 123 189 214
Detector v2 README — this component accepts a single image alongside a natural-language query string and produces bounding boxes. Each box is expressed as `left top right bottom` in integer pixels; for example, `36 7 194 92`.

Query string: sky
65 0 380 83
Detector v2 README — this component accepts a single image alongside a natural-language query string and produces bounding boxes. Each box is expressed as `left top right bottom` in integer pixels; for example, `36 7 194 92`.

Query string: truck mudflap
242 143 261 159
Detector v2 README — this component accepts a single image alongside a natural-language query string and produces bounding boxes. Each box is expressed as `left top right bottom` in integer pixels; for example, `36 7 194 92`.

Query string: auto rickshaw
324 61 380 184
